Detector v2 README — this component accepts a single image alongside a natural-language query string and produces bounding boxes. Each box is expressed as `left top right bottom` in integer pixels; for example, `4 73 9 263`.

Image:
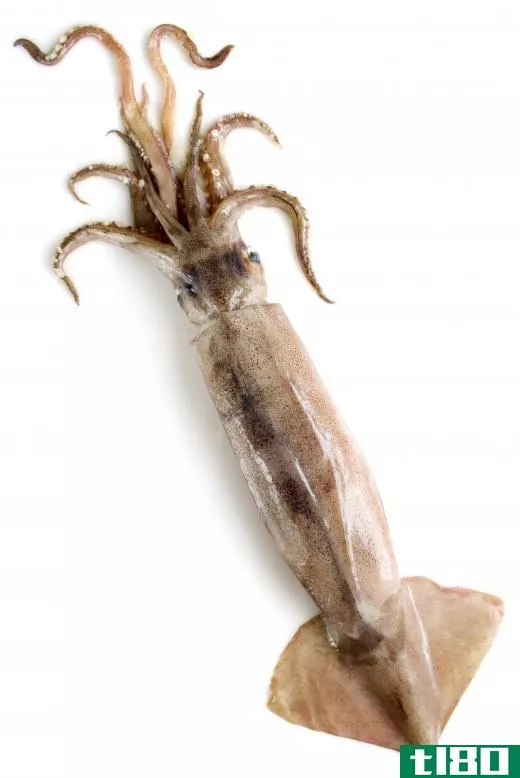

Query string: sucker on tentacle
148 24 233 154
200 113 281 209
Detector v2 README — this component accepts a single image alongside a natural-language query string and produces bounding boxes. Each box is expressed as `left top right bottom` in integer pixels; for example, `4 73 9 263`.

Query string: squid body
15 25 503 750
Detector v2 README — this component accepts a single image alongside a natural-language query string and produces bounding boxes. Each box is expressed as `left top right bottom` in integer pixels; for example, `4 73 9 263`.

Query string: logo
400 746 520 777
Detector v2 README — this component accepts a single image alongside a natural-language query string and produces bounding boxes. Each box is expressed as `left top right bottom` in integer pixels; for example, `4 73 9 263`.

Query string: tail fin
268 577 503 751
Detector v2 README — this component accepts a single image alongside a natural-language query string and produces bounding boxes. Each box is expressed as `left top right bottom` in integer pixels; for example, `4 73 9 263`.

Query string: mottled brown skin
16 25 502 750
196 305 444 744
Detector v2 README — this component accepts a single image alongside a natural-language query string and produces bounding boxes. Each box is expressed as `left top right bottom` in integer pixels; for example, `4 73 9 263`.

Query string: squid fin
268 576 503 751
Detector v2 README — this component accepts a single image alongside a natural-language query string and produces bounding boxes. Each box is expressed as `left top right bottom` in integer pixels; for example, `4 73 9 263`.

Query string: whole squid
15 25 503 750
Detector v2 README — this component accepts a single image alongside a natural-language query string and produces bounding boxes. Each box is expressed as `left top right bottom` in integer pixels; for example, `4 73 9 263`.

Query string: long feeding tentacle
200 113 280 209
14 26 178 214
68 164 139 205
53 222 180 305
148 24 233 154
211 186 333 302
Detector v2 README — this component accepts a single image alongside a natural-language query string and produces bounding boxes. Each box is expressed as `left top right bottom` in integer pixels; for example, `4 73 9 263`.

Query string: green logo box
400 746 520 777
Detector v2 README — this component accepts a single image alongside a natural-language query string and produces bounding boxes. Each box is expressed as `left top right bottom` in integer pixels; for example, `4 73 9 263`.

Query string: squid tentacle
139 83 150 115
53 222 180 305
210 186 333 303
182 92 209 231
110 130 188 246
14 26 178 214
148 24 233 154
200 113 280 209
68 164 138 205
107 125 174 238
67 161 163 239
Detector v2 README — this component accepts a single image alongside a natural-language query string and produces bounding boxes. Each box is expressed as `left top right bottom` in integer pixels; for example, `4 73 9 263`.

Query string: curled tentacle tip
201 43 234 68
68 180 89 206
13 38 35 57
314 285 334 304
55 269 80 305
106 128 133 153
106 128 126 140
220 43 234 59
13 37 50 64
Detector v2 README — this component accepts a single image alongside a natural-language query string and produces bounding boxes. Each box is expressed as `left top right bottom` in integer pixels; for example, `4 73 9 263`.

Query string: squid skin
16 25 503 750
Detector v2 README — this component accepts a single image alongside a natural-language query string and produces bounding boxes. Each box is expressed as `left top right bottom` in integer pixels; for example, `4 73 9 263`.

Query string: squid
15 25 503 750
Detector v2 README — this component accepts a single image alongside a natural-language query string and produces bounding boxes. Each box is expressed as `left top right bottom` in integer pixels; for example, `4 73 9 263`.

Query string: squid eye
183 280 198 296
248 249 261 264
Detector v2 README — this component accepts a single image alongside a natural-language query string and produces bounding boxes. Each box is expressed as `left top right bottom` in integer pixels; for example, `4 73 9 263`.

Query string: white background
1 1 519 776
